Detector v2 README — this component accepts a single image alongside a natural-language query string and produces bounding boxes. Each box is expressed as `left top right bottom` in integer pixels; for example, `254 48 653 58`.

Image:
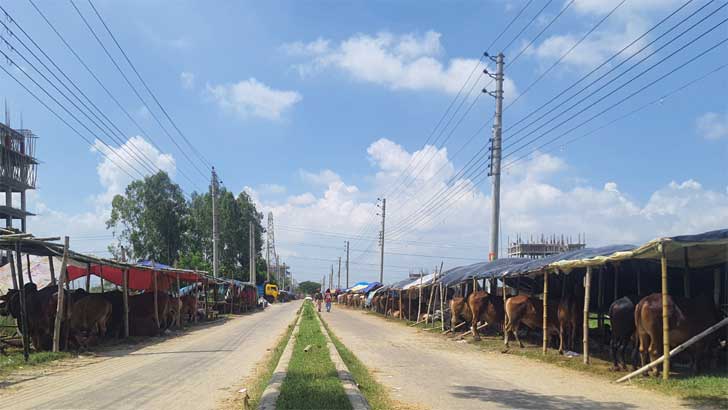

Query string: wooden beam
52 237 69 352
440 283 445 332
153 266 160 331
542 270 549 355
26 253 33 284
85 262 91 292
15 243 29 361
417 273 423 323
583 266 592 365
122 268 129 338
660 243 670 380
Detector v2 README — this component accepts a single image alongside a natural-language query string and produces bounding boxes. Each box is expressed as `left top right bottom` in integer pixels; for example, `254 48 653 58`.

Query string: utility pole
345 241 350 288
485 52 504 261
211 167 220 278
275 254 280 285
266 212 275 283
337 257 341 290
378 198 386 283
249 221 256 284
330 264 334 291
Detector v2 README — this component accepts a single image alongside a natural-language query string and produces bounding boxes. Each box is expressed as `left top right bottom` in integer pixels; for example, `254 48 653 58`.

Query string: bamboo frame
440 283 445 332
660 243 670 379
14 243 30 360
85 262 91 292
542 270 549 355
583 266 592 365
417 273 423 322
52 237 69 352
26 254 33 284
122 268 129 338
48 255 56 285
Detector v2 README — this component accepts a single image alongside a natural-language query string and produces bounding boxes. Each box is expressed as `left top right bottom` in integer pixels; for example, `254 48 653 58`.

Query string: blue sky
1 0 727 285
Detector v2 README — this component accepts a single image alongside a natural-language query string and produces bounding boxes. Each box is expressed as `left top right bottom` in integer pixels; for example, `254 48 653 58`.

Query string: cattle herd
337 277 726 378
0 280 257 353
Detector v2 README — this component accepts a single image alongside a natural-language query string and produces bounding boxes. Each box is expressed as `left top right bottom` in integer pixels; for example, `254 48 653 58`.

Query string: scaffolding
507 233 586 259
0 122 38 233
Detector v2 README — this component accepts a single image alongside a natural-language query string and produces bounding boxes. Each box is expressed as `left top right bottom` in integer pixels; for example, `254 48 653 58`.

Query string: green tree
107 171 188 265
298 281 321 295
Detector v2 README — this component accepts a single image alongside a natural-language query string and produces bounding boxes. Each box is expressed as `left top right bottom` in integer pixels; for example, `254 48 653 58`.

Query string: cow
557 283 583 355
467 291 505 340
608 295 639 371
1 284 60 351
179 294 198 324
635 293 721 377
503 295 559 350
449 296 472 333
128 291 171 337
69 295 112 350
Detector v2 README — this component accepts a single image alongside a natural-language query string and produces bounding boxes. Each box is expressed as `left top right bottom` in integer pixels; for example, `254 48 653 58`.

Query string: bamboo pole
122 268 129 338
85 263 91 292
176 273 181 328
193 273 199 323
52 237 69 352
617 317 728 383
408 289 412 321
48 255 56 286
14 244 29 361
583 266 592 365
26 253 33 284
417 273 423 322
152 264 160 331
542 270 549 355
660 243 670 380
399 291 403 320
100 265 105 293
440 283 445 332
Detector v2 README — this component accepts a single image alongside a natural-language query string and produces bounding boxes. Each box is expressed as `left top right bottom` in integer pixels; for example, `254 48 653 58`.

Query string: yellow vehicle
264 283 279 303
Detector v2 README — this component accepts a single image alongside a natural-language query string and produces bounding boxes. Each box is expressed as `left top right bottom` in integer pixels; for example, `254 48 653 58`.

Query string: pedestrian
325 289 332 313
314 290 323 312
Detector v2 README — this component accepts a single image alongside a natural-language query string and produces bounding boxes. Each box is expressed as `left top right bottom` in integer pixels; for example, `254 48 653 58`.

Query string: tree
107 171 188 265
298 281 321 295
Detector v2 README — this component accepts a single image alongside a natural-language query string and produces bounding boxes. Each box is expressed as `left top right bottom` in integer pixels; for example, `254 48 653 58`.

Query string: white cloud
206 78 302 120
696 111 728 140
299 169 343 187
180 71 195 89
283 31 517 97
259 183 287 195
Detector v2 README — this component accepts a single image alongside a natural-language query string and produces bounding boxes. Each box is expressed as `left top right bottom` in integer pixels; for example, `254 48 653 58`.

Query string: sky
0 0 727 286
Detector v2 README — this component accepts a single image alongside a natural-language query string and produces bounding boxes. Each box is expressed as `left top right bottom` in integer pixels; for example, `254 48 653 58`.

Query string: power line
276 240 482 261
85 0 213 170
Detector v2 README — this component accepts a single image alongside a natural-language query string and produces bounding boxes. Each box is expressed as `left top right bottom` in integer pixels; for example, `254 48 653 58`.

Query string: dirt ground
0 301 301 410
322 307 693 410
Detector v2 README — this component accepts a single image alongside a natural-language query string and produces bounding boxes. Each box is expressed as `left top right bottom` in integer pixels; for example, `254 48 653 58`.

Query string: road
322 307 690 410
0 301 301 410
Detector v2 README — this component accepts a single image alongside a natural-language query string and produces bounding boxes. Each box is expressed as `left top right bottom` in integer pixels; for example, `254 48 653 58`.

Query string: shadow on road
450 385 638 410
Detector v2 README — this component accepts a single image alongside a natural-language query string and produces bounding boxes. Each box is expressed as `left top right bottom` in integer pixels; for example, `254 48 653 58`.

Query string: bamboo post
152 264 160 331
100 265 105 293
502 277 507 304
26 253 33 284
176 273 181 328
85 263 91 292
660 243 670 380
14 243 29 361
399 291 403 320
425 279 436 327
440 283 445 331
583 266 592 364
52 237 69 352
417 273 423 322
683 248 690 298
122 268 129 337
48 255 56 286
617 317 728 383
542 270 549 355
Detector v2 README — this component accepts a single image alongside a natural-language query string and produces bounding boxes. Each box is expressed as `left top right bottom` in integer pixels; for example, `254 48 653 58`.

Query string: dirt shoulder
0 301 301 410
322 307 692 410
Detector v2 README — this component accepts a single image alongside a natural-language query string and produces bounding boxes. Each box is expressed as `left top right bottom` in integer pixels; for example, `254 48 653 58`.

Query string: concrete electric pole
337 256 341 290
378 198 386 283
485 52 504 261
211 167 220 278
345 240 350 288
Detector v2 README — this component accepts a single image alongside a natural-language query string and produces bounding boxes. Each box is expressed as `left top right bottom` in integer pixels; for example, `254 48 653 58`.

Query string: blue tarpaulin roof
439 258 529 287
669 228 728 243
136 260 174 269
502 244 636 277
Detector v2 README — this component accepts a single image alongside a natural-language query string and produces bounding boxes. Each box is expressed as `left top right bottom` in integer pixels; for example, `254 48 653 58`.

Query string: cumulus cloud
206 78 302 120
696 111 728 140
180 71 195 89
283 31 517 97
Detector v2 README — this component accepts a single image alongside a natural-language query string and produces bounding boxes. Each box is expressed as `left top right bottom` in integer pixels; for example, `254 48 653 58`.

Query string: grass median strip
277 302 351 410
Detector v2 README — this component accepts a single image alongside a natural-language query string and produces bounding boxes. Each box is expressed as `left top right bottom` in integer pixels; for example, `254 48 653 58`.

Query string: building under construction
0 116 38 233
507 234 586 259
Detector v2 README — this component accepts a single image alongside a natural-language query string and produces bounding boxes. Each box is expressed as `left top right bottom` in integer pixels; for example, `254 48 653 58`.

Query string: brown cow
557 286 583 355
450 296 472 332
468 291 505 340
1 284 59 351
128 291 171 336
635 293 721 377
180 294 198 324
69 295 112 350
503 295 559 350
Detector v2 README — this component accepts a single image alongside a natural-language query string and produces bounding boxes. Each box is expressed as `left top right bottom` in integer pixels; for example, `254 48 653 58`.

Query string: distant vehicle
256 282 279 303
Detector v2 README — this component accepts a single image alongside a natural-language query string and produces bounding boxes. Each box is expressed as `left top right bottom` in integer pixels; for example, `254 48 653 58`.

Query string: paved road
0 301 301 410
322 307 690 410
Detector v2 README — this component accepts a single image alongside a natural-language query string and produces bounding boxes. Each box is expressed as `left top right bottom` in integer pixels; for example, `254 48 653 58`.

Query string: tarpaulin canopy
439 258 529 287
504 245 636 277
346 281 371 293
401 272 438 290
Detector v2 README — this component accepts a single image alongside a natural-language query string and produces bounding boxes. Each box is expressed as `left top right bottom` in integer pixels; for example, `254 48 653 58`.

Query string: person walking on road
314 290 323 312
325 289 333 312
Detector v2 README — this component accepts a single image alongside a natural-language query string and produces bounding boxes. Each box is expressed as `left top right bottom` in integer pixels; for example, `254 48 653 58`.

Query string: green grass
0 315 17 338
277 302 351 410
0 350 70 375
319 313 404 410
